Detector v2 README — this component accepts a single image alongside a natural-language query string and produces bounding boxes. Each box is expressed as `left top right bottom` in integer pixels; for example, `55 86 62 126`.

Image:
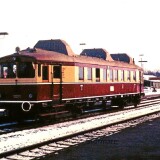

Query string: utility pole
138 54 147 68
138 54 147 95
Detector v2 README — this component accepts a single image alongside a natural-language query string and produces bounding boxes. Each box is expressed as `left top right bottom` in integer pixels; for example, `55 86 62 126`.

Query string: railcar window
87 67 92 80
53 66 61 78
96 68 100 82
42 66 49 80
79 67 84 80
0 63 16 78
127 71 130 81
114 70 118 81
103 69 107 81
110 69 113 81
121 70 124 81
133 71 136 81
17 62 35 78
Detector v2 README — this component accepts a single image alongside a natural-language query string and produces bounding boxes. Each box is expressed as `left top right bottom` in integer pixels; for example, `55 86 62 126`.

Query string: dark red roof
0 39 142 70
19 48 141 69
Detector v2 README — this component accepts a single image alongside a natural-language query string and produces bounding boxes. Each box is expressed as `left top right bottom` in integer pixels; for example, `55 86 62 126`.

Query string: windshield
0 62 35 78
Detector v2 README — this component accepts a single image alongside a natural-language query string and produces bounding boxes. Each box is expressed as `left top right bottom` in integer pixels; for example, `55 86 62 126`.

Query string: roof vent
34 39 75 56
110 53 133 64
80 48 113 61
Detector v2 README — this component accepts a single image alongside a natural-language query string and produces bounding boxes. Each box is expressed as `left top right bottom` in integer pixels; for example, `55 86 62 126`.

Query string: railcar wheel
133 96 141 108
134 103 138 107
118 99 126 109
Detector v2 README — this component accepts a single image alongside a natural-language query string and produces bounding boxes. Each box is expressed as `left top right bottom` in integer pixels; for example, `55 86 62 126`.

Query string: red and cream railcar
0 39 144 119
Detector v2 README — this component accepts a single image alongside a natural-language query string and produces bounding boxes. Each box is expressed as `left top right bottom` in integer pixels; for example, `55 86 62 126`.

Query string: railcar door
42 66 49 81
52 65 62 104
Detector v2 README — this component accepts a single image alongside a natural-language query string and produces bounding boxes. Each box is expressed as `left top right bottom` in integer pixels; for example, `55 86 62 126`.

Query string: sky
0 0 160 71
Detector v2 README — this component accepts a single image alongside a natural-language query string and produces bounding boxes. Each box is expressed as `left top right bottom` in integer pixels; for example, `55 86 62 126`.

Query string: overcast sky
0 0 160 70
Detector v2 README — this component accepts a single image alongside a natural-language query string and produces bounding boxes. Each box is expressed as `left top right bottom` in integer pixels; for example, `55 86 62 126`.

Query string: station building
144 75 160 88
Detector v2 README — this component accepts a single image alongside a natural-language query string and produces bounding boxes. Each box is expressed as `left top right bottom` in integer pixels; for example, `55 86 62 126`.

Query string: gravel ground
44 117 160 160
1 105 159 154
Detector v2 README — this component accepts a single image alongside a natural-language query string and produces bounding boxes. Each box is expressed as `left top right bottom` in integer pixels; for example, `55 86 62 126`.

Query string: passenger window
127 71 130 81
53 66 61 78
103 69 107 81
79 67 84 80
121 70 124 81
87 67 92 80
110 69 113 81
42 66 49 80
133 71 136 81
114 70 118 81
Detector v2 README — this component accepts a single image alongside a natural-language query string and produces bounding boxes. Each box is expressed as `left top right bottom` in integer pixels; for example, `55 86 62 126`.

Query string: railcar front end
0 54 53 119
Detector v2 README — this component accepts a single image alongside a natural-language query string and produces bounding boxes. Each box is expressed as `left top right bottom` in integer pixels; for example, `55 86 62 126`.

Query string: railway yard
1 1 160 159
0 90 160 160
0 39 159 159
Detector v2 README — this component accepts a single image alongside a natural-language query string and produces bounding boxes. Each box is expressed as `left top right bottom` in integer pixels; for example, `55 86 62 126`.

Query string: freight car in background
0 39 144 120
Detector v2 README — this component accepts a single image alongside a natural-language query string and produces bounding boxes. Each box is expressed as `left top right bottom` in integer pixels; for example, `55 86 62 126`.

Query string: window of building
53 65 61 78
96 68 100 82
87 67 92 80
79 67 84 80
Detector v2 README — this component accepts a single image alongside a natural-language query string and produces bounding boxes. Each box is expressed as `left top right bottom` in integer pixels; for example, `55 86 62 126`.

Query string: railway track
0 97 160 159
0 95 160 133
0 95 160 135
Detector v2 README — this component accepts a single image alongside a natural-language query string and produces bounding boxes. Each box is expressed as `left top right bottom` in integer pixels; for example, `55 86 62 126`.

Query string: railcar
0 39 144 119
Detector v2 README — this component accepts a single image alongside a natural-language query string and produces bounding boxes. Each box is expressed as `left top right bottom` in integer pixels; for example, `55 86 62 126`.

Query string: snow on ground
144 87 160 96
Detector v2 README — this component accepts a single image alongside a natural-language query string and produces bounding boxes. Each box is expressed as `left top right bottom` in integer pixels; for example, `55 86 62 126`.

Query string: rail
0 99 160 159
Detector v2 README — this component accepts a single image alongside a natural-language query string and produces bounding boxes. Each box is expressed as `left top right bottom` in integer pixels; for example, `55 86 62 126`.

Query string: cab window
0 63 16 78
17 62 35 78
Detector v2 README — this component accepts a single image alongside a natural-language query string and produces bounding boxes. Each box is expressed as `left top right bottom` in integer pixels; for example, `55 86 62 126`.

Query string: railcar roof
0 38 142 70
16 48 141 70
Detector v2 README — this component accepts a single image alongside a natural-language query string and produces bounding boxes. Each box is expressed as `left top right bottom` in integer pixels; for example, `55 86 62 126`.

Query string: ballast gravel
0 104 160 154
